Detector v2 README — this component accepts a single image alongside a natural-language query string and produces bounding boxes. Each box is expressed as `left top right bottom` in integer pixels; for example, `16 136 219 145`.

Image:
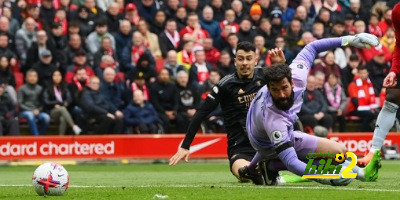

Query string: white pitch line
1 184 400 192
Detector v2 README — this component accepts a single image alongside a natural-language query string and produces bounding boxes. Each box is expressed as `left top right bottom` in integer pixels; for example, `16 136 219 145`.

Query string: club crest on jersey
213 86 219 94
272 130 282 141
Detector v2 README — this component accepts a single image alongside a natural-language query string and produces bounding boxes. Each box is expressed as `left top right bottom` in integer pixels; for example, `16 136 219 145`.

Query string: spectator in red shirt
203 37 220 67
179 12 210 44
93 37 118 69
54 9 68 35
378 8 393 35
124 3 140 26
344 14 356 35
121 31 154 72
359 44 392 64
220 9 240 33
347 66 378 132
369 14 383 38
65 50 95 83
27 4 43 30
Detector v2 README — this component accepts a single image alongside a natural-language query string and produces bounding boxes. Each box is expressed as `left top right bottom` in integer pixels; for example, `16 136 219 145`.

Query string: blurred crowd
0 0 398 136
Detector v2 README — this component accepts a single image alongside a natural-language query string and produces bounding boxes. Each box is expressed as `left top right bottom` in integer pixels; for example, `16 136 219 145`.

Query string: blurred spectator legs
329 111 346 132
137 124 158 134
50 106 75 135
5 85 17 105
176 112 189 133
20 111 50 136
0 118 20 136
93 115 123 134
349 110 375 132
159 114 170 133
299 114 333 131
71 106 87 133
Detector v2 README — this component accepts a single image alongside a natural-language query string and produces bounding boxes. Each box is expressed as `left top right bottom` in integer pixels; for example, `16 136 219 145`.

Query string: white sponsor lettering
329 137 392 153
0 142 37 156
0 141 115 156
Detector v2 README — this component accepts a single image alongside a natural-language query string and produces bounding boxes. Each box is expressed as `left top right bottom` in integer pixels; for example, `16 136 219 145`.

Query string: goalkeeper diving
240 33 382 186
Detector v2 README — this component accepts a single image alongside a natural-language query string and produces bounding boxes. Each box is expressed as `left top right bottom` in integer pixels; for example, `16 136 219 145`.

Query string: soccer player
169 41 285 184
242 34 382 185
357 2 400 166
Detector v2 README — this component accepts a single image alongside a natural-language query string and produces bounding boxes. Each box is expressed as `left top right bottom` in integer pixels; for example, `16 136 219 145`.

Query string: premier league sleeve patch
272 130 283 142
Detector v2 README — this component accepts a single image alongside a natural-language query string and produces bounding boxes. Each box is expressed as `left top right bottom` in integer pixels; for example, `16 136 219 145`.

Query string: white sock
356 168 365 181
371 101 398 152
73 125 82 135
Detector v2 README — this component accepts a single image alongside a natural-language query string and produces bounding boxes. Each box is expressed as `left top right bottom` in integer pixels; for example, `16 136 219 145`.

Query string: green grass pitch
0 160 399 199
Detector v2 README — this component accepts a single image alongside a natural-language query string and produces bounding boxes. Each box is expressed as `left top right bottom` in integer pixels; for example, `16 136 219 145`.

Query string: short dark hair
209 68 220 75
264 63 292 88
95 18 107 27
357 65 367 71
75 66 86 74
349 54 360 61
236 41 256 53
26 69 38 75
166 19 176 24
187 12 198 19
227 33 238 39
69 21 80 28
220 50 230 56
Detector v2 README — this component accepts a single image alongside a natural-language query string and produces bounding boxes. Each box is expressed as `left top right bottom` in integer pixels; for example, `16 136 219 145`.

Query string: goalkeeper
240 34 382 186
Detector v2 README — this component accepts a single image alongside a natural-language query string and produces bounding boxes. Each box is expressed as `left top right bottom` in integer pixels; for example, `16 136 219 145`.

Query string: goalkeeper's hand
341 33 379 48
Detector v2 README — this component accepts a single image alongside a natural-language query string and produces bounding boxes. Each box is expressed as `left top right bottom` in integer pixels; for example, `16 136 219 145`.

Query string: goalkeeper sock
248 152 261 172
371 101 399 152
267 159 287 172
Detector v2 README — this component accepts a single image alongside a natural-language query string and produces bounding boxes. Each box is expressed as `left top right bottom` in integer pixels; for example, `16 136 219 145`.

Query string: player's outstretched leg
358 94 399 166
359 2 400 166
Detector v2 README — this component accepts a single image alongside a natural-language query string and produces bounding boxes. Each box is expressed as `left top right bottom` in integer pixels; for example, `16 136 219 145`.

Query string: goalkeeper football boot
238 165 264 185
258 160 279 185
364 150 382 182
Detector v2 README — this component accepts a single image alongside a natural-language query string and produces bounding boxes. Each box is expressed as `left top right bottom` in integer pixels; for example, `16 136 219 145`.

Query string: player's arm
292 34 379 89
169 85 221 165
386 3 400 87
